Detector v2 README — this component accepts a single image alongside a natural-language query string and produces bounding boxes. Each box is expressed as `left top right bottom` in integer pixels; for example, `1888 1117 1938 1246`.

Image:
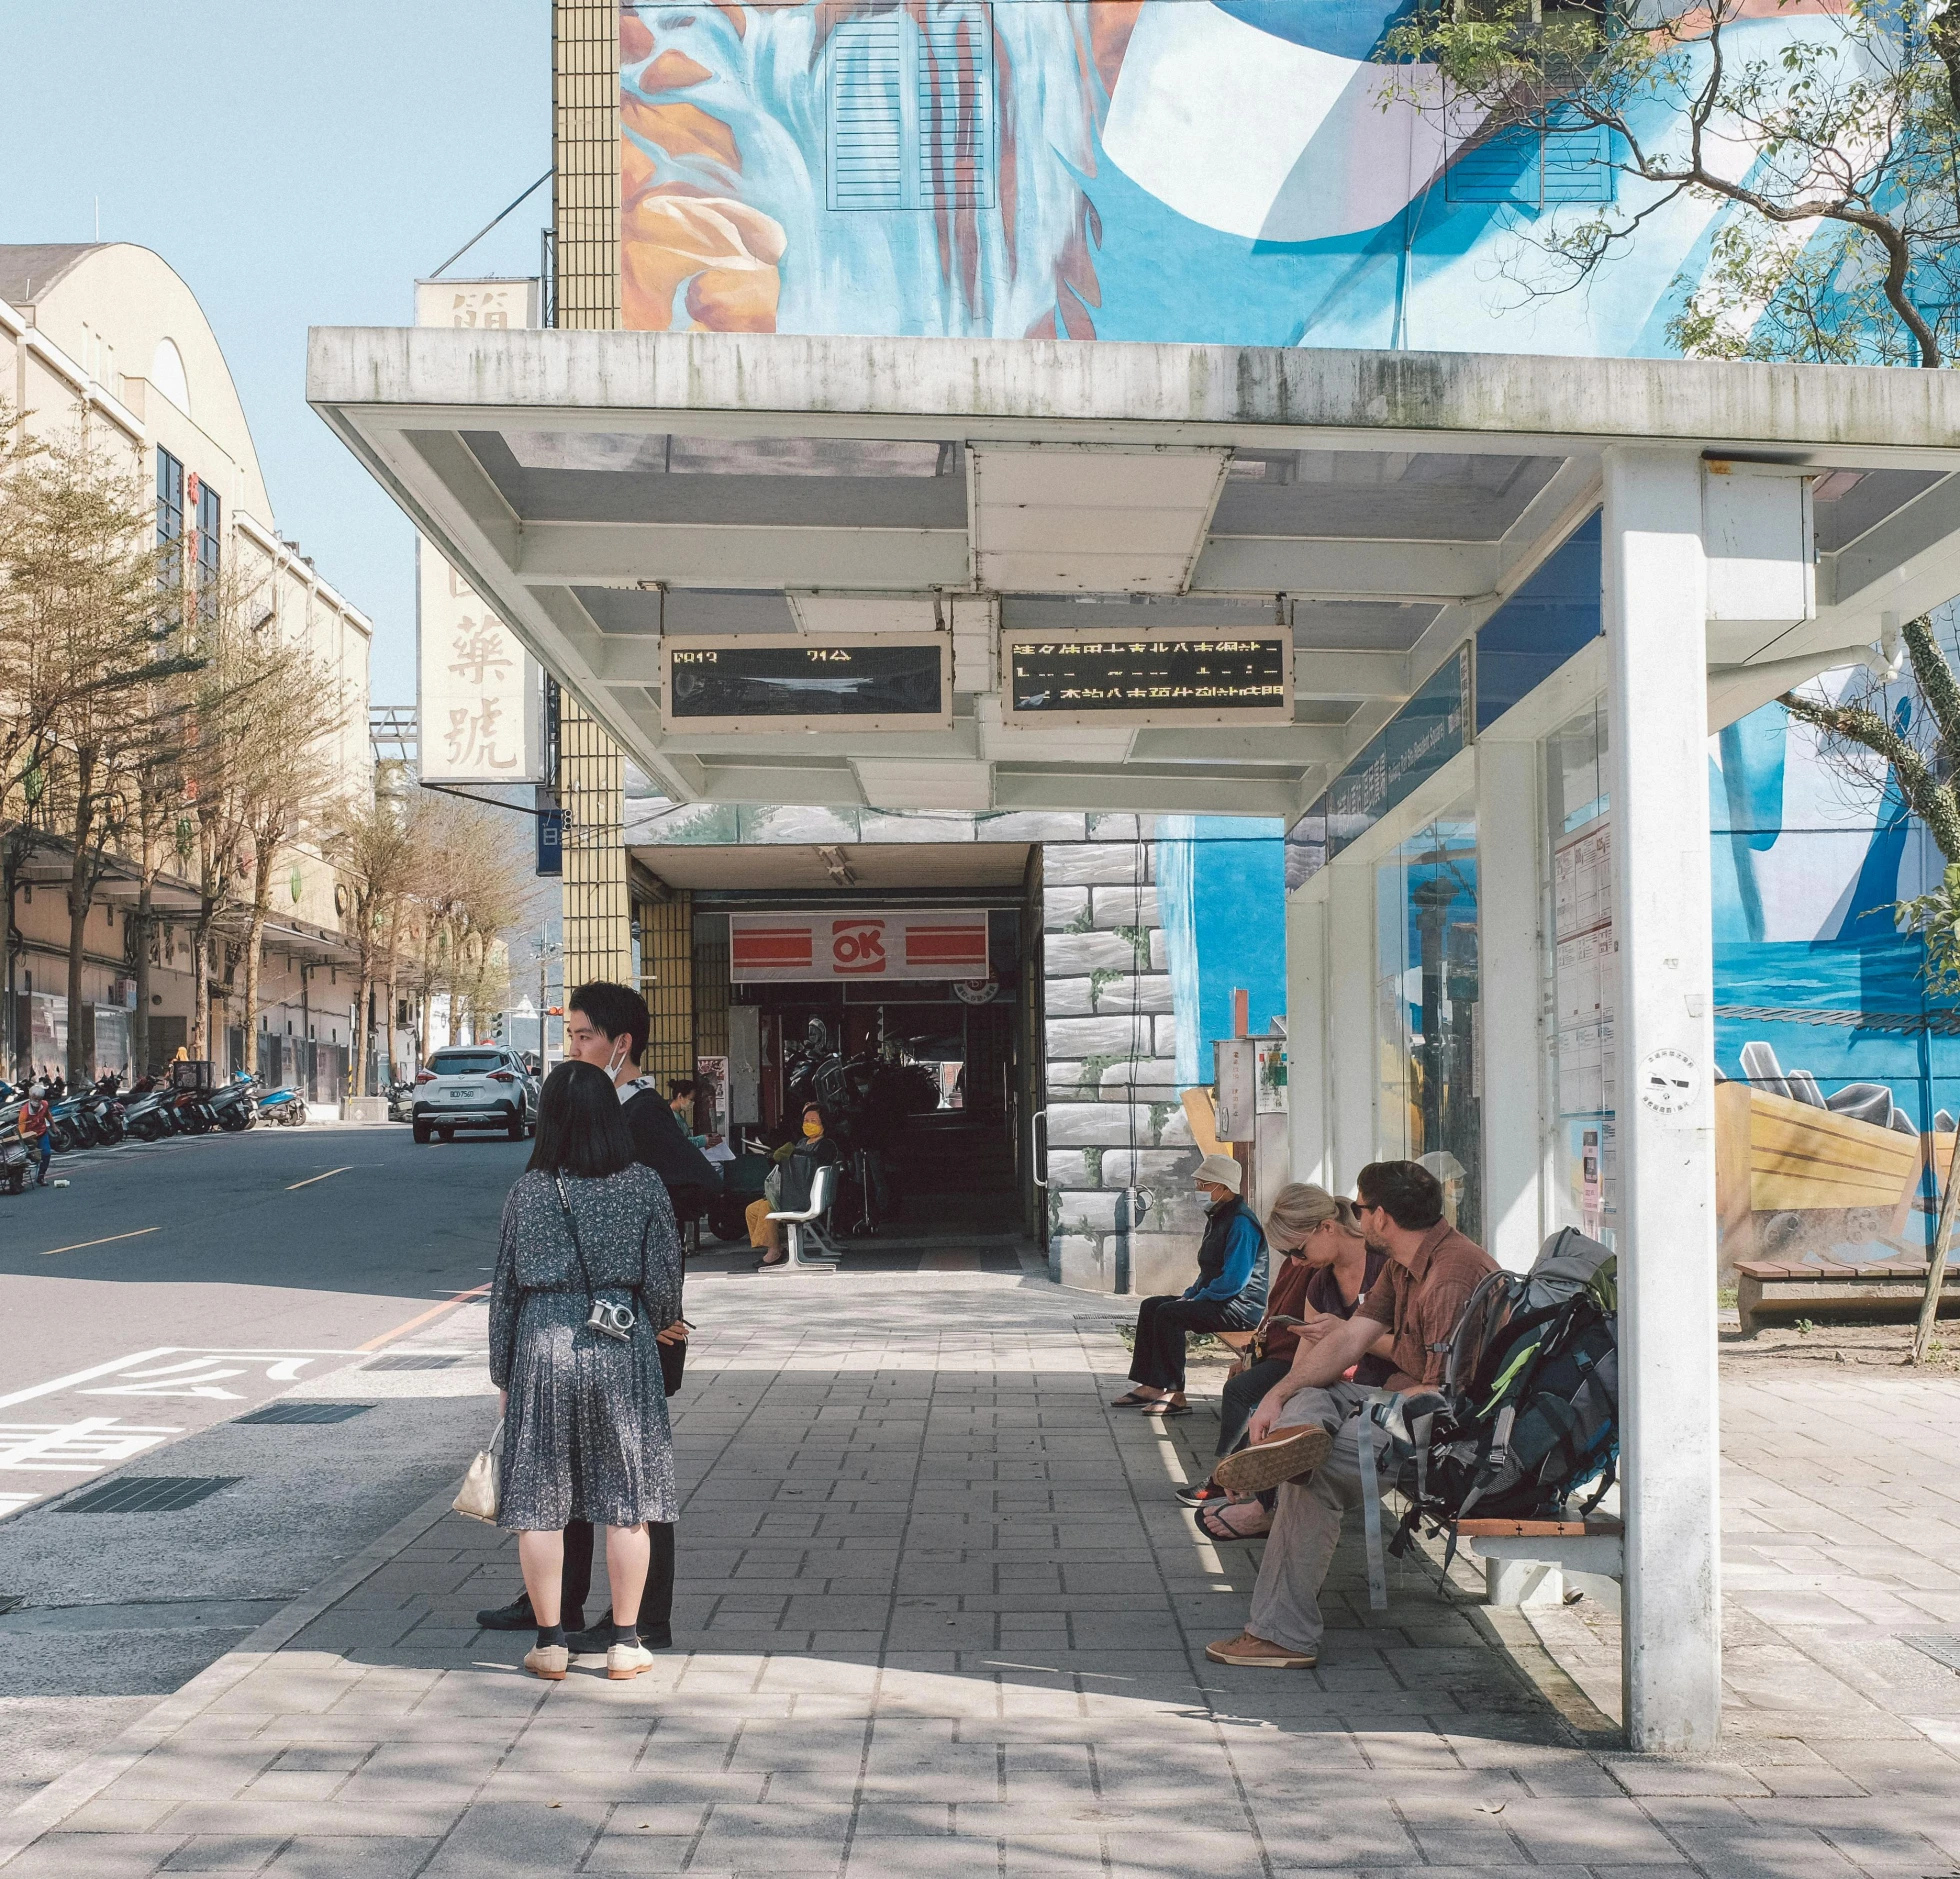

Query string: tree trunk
64 747 99 1086
131 875 154 1077
190 911 215 1060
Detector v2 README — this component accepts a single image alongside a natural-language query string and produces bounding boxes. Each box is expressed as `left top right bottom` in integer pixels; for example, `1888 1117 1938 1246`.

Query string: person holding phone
477 981 711 1655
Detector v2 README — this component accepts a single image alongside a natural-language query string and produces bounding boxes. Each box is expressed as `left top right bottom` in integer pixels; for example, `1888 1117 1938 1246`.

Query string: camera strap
553 1173 616 1326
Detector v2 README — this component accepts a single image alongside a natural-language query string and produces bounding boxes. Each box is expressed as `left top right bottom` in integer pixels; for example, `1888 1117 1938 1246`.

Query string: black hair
527 1060 635 1178
1354 1159 1445 1232
567 980 649 1066
668 1079 697 1099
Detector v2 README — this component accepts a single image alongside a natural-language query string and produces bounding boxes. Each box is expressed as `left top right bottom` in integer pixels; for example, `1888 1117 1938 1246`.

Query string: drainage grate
362 1353 464 1372
62 1476 241 1514
1902 1634 1960 1673
236 1402 375 1427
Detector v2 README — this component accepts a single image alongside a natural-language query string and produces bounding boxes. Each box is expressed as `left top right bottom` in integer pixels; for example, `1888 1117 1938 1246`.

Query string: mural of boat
1715 1041 1951 1268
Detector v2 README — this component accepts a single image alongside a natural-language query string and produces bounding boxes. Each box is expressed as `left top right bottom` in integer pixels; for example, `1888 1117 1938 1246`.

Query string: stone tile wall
1040 820 1205 1294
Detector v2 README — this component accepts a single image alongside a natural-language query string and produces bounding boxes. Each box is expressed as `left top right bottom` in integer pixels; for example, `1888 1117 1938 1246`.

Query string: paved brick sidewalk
3 1271 1958 1878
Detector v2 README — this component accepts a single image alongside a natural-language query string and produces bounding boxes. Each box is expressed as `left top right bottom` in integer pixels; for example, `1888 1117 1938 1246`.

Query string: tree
1381 0 1960 365
0 403 194 1081
331 782 425 1098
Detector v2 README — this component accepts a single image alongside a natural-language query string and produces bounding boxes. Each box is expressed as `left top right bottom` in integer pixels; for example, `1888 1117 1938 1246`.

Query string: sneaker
1175 1481 1231 1507
522 1643 569 1681
475 1593 534 1631
1213 1425 1332 1497
607 1642 656 1680
1205 1631 1316 1669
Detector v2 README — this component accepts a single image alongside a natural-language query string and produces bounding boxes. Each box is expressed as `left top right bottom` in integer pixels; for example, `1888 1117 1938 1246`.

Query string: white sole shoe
523 1644 569 1681
607 1643 656 1680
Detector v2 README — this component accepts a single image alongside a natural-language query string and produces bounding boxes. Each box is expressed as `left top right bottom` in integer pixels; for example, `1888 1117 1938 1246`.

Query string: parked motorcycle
206 1074 260 1133
257 1086 309 1127
0 1133 27 1195
73 1088 124 1146
169 1087 216 1135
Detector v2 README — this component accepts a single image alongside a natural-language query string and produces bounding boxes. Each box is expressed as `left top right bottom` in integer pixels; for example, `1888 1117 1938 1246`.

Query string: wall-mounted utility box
1703 466 1815 633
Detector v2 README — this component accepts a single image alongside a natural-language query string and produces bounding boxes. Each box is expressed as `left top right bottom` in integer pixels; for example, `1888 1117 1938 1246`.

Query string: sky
0 0 552 708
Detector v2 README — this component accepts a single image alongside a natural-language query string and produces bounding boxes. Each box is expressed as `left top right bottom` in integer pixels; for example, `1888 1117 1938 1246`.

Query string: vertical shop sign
414 278 544 785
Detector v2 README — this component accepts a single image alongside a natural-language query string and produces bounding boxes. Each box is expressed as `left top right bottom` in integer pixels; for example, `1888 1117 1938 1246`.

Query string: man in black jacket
476 980 717 1654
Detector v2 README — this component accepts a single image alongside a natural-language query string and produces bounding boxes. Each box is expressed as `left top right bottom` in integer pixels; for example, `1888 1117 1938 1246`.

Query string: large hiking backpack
1374 1227 1620 1564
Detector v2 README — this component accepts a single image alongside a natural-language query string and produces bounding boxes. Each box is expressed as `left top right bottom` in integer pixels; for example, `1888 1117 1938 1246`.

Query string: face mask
803 1117 823 1138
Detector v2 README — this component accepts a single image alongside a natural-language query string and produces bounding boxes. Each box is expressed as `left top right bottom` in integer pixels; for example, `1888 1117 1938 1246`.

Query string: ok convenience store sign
730 912 989 983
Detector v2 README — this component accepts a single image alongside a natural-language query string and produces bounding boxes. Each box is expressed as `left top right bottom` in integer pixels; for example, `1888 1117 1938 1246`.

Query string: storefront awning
308 329 1960 819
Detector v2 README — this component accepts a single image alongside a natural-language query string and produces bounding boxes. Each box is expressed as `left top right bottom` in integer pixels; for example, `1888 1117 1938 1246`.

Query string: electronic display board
660 635 951 734
1000 628 1293 727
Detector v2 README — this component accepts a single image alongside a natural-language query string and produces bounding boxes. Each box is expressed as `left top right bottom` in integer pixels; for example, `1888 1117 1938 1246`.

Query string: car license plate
450 1085 480 1101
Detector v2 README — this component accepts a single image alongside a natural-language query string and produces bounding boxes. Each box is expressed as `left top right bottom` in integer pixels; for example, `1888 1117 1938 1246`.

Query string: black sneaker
474 1593 535 1631
566 1622 672 1657
1176 1481 1231 1508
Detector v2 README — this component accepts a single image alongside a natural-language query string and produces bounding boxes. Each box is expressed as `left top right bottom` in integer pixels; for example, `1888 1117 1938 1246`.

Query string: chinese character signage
414 278 544 784
1001 631 1292 726
729 912 990 983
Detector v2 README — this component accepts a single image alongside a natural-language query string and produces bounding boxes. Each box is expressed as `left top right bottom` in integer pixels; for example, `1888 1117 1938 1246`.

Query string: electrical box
1214 1038 1258 1142
1703 467 1815 634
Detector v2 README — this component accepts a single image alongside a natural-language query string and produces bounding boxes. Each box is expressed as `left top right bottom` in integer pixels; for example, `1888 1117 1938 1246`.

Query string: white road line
285 1167 353 1191
38 1227 160 1258
0 1349 178 1412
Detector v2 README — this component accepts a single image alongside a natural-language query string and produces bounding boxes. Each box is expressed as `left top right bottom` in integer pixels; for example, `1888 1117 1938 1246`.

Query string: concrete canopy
307 328 1960 817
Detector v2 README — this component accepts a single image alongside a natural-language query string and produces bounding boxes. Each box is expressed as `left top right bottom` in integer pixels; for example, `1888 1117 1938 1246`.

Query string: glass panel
1544 696 1616 1245
1374 800 1482 1239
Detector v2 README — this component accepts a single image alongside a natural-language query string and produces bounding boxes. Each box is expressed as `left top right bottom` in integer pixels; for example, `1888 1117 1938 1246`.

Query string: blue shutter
1447 117 1614 206
827 3 994 211
828 11 906 210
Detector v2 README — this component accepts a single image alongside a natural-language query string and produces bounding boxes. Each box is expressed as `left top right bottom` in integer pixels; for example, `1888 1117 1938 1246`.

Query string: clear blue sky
0 1 551 707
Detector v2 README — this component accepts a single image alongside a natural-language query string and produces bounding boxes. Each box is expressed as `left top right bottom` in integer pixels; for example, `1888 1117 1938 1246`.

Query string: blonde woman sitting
1187 1182 1393 1542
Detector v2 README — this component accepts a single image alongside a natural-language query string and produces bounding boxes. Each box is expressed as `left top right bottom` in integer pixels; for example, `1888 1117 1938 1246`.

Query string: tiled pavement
3 1271 1959 1878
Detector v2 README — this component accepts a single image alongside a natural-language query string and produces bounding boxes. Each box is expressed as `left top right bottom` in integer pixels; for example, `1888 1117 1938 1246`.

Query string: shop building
2 243 372 1095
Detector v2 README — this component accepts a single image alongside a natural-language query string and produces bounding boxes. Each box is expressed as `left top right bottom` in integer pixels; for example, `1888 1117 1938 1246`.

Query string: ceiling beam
514 522 968 588
1192 537 1500 599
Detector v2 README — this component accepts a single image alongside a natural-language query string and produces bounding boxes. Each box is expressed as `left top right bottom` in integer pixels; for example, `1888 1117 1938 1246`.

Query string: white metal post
1603 446 1723 1752
1285 890 1330 1189
1475 738 1544 1273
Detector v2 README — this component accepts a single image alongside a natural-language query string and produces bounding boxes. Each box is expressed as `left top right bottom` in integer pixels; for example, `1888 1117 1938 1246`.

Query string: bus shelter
310 327 1960 1750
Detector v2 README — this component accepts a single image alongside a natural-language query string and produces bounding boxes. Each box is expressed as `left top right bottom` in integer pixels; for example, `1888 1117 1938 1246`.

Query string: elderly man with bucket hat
1111 1153 1269 1418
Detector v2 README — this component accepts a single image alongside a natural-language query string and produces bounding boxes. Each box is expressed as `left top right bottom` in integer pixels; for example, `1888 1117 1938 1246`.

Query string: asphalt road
0 1120 528 1815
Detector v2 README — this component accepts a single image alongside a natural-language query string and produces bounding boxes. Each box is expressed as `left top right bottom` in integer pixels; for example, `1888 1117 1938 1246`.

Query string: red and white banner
730 911 990 983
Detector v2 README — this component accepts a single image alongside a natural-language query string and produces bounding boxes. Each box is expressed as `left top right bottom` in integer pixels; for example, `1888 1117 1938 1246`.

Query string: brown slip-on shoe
1205 1631 1317 1669
1213 1424 1332 1496
522 1644 569 1681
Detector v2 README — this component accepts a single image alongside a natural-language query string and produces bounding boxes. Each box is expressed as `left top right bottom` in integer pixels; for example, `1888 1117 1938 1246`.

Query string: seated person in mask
745 1103 839 1268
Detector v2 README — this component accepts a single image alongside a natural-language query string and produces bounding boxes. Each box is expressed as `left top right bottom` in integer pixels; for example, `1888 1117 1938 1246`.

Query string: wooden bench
1460 1513 1624 1607
1734 1259 1959 1337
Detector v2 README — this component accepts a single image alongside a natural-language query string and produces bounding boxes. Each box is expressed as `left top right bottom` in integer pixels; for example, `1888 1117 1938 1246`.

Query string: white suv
411 1047 537 1143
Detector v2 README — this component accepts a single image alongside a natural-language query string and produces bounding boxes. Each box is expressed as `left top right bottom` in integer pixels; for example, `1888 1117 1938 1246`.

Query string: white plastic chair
766 1162 842 1271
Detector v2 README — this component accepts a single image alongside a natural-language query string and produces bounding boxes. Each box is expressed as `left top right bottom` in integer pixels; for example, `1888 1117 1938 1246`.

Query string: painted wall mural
618 0 1836 353
1710 614 1960 1278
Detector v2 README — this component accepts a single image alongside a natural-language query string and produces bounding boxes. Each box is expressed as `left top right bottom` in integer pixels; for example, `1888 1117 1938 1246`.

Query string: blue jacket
1183 1196 1268 1307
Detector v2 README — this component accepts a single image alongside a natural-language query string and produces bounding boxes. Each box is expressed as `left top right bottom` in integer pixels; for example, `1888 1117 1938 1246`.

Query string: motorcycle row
1 1071 309 1194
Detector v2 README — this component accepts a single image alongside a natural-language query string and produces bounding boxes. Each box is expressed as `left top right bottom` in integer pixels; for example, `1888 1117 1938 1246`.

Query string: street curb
0 1478 465 1870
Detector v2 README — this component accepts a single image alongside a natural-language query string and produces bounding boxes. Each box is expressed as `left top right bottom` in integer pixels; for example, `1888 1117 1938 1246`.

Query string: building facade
2 242 373 1098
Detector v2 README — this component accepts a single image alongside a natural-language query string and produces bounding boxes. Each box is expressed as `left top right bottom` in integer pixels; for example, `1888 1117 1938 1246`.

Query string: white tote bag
453 1418 503 1524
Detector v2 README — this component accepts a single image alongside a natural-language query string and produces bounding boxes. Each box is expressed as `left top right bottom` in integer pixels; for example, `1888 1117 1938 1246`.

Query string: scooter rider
17 1091 53 1186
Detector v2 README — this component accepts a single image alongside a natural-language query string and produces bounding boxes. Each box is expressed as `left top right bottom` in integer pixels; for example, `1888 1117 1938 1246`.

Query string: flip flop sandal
1196 1501 1273 1542
1140 1399 1191 1417
1109 1391 1161 1408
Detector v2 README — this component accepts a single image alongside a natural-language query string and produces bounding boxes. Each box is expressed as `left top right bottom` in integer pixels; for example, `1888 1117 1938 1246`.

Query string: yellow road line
38 1226 160 1258
286 1167 353 1191
358 1283 492 1352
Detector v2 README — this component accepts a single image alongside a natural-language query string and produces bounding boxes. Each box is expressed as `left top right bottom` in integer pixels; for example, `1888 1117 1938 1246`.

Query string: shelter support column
1326 860 1374 1189
1476 738 1543 1272
559 694 633 996
1285 890 1330 1190
1603 447 1722 1752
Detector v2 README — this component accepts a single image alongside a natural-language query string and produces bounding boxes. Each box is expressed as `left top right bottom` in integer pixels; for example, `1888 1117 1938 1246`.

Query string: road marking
286 1167 353 1190
37 1227 160 1258
0 1348 176 1411
358 1283 492 1352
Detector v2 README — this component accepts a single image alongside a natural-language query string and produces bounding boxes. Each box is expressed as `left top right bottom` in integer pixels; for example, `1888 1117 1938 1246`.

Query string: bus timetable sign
661 634 950 734
1001 628 1293 726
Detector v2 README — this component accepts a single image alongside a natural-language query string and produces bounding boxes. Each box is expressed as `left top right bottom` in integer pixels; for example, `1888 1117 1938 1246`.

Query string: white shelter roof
308 328 1960 818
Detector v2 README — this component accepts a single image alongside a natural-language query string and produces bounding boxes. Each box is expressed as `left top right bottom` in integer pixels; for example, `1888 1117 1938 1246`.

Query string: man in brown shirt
1206 1159 1498 1668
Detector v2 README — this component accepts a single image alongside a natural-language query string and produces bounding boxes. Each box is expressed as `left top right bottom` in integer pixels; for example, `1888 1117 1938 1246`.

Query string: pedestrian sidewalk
2 1271 1958 1878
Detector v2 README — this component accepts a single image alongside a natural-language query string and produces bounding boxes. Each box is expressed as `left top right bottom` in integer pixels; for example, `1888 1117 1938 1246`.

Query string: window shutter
1446 117 1614 207
827 3 994 211
828 11 906 210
